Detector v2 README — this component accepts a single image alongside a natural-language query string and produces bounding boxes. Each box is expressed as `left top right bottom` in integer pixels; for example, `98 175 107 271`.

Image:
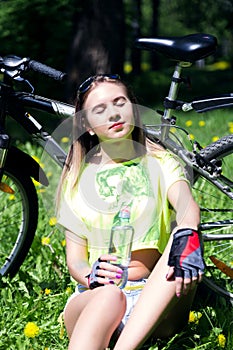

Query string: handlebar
28 59 67 81
0 54 67 82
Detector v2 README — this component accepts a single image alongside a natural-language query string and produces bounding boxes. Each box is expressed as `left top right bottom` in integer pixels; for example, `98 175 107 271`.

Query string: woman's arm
65 231 91 287
167 180 204 295
168 180 200 231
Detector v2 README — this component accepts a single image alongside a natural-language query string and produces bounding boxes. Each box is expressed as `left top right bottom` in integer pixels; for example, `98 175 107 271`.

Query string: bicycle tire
0 164 38 277
194 135 233 301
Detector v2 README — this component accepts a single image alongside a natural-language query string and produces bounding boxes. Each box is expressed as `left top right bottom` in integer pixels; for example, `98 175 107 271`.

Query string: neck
99 139 138 164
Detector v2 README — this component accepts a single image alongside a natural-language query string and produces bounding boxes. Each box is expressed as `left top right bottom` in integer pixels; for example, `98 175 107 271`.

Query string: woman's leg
64 285 126 350
113 237 197 350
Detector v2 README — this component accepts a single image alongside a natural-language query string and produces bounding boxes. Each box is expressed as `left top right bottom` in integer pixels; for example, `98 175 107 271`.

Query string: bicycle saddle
135 33 217 63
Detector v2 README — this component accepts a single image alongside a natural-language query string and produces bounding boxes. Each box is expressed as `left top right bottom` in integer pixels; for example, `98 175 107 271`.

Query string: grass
0 107 233 349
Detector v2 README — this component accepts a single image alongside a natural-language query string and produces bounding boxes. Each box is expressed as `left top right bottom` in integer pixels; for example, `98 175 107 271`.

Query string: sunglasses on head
77 74 120 96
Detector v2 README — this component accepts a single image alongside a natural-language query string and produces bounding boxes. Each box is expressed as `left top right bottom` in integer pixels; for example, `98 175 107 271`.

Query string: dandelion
24 322 40 338
61 136 70 143
32 155 40 164
32 178 40 187
170 127 176 134
9 194 15 200
198 120 205 127
41 236 51 245
61 239 66 247
66 286 72 295
212 136 219 142
123 62 132 74
32 155 45 169
189 133 195 140
217 333 226 348
141 62 150 72
49 216 57 226
188 310 202 324
44 288 51 295
185 120 193 127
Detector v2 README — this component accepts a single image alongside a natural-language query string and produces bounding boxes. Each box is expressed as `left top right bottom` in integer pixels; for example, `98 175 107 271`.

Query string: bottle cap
119 206 130 219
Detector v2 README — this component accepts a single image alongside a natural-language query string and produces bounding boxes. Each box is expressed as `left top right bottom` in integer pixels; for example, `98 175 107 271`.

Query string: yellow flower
189 133 195 140
123 62 132 74
185 120 193 127
141 62 150 72
24 322 40 338
49 217 57 226
44 288 51 295
198 120 205 127
32 155 40 163
61 239 66 247
32 155 45 168
61 136 70 143
188 311 202 324
212 136 219 142
66 286 72 295
170 127 176 134
9 194 15 200
218 333 226 348
41 237 51 245
32 178 40 187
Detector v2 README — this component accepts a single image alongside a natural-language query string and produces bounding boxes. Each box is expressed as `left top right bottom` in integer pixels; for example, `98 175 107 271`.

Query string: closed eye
92 104 106 114
114 96 128 107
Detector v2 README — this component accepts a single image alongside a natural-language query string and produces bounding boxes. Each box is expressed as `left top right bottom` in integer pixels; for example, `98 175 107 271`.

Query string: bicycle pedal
0 182 14 194
209 255 233 279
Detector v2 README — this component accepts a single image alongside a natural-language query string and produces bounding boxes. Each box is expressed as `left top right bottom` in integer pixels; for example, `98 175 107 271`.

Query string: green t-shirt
58 152 188 265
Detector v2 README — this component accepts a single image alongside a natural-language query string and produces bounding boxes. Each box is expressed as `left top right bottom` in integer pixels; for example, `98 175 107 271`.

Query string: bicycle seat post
161 62 187 140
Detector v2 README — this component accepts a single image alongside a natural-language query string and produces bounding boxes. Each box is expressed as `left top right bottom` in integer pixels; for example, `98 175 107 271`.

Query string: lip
109 122 125 129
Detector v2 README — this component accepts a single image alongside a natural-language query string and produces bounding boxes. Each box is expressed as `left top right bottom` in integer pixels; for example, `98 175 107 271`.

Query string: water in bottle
109 206 134 289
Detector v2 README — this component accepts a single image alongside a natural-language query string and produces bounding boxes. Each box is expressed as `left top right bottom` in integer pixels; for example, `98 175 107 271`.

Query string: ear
87 129 95 136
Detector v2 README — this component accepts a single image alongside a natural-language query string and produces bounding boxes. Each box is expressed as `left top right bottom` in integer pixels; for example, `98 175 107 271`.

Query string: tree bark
65 0 125 102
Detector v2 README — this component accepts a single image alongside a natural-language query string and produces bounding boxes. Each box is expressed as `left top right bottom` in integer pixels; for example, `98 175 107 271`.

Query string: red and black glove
86 258 106 290
168 228 205 279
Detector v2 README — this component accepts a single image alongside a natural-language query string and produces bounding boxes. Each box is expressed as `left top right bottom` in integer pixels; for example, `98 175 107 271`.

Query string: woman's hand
87 254 123 289
166 228 205 297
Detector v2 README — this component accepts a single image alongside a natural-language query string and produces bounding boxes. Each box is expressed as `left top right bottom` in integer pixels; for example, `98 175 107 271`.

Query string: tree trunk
151 0 160 70
131 0 142 75
65 0 125 102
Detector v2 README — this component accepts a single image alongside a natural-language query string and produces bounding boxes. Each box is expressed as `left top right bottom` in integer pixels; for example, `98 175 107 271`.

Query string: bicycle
136 33 233 301
0 33 232 302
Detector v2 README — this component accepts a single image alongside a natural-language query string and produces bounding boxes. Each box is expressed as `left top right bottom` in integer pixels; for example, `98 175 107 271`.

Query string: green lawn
0 107 233 349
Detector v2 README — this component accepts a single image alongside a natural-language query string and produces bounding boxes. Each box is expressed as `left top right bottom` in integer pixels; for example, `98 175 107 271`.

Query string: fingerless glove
86 258 105 289
168 228 205 279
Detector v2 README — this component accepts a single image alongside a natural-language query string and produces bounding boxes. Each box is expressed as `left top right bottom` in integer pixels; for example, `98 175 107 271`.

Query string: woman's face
83 82 135 142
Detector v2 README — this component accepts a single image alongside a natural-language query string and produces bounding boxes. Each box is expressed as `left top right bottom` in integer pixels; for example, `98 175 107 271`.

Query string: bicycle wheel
0 164 38 277
193 135 233 301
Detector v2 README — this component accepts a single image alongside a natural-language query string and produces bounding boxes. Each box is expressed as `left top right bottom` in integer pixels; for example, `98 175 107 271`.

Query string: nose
108 105 121 122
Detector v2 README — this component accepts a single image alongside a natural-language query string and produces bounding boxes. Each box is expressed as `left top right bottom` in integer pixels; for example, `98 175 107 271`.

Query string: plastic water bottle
108 206 134 289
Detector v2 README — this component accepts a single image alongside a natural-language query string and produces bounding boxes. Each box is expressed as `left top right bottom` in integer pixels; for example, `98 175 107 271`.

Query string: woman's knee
97 285 126 310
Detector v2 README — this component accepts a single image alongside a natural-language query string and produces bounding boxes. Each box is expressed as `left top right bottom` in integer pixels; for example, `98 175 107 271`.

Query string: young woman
57 75 204 350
